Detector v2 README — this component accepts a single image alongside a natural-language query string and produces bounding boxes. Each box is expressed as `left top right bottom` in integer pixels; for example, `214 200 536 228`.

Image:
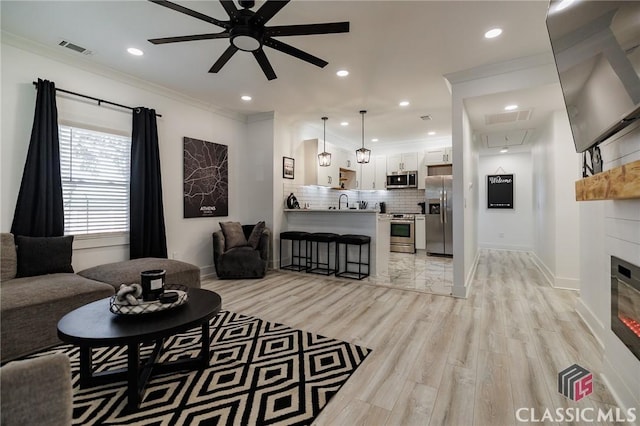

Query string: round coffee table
57 287 222 412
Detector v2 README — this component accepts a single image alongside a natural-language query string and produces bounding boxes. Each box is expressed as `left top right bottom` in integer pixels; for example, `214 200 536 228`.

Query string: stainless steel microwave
386 171 418 189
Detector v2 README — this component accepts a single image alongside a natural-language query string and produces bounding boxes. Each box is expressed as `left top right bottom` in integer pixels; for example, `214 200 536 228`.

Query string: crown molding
1 31 248 123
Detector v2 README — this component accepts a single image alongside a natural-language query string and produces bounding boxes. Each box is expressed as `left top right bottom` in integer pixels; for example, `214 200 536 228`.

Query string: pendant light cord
360 110 366 147
322 116 328 150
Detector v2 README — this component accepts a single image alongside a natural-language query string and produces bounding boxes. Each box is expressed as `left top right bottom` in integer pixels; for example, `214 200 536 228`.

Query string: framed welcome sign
487 174 514 209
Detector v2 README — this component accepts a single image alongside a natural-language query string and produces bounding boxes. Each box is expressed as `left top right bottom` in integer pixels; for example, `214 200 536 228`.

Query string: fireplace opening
611 256 640 360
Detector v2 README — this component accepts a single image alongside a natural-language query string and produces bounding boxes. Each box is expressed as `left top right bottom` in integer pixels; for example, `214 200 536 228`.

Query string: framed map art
183 137 228 218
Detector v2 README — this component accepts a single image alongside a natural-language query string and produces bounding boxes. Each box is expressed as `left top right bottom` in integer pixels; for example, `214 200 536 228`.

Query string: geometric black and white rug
28 311 371 425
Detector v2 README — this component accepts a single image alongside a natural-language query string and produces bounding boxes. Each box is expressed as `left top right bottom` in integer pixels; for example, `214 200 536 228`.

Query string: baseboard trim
602 358 640 425
575 298 606 350
453 249 480 298
530 252 554 287
530 252 579 291
200 264 216 279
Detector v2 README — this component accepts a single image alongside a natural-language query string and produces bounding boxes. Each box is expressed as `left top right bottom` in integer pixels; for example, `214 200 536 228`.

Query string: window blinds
59 125 131 235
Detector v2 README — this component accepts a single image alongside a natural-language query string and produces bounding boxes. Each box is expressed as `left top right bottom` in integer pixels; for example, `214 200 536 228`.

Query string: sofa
1 353 72 426
0 232 201 362
212 222 270 279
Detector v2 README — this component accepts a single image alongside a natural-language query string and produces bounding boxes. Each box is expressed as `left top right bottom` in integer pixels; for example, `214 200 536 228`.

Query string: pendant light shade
318 116 331 167
356 110 371 164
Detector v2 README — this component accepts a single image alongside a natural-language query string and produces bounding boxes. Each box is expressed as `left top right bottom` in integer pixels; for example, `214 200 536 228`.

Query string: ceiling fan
147 0 350 80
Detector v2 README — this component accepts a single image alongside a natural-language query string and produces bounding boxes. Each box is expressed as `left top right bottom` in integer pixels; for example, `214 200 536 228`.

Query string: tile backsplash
283 183 425 213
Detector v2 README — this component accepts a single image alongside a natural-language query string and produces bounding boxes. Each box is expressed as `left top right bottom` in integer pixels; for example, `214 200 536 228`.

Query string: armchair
212 223 270 279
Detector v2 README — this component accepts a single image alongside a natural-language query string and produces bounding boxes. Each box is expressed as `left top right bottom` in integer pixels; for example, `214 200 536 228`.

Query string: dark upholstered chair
212 224 270 279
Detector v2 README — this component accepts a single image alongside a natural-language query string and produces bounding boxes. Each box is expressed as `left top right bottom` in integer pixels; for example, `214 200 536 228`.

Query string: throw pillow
247 221 266 249
0 233 17 281
219 222 248 250
15 235 74 278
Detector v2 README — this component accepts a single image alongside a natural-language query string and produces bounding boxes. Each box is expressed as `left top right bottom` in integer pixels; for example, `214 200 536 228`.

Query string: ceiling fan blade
265 22 350 37
264 37 328 68
149 32 230 44
209 45 239 73
250 0 290 26
253 50 277 80
219 0 239 20
149 0 230 29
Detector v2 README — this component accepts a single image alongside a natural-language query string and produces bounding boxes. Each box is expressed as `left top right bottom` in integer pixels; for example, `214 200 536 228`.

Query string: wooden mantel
575 159 640 201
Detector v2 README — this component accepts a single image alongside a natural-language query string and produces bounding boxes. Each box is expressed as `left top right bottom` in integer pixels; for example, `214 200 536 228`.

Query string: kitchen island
283 209 390 276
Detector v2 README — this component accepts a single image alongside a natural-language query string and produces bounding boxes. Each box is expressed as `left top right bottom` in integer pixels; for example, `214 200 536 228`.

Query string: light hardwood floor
202 249 619 426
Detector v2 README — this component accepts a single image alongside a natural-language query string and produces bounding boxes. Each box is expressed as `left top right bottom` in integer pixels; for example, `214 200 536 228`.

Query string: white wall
530 110 581 289
1 40 248 274
576 123 640 413
478 152 533 251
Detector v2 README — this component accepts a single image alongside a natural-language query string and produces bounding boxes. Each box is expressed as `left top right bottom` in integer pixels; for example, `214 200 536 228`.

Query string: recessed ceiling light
504 104 518 111
127 47 144 56
484 28 503 39
336 70 349 77
399 101 410 107
371 138 379 142
500 148 509 153
340 121 349 126
428 131 436 136
241 95 252 101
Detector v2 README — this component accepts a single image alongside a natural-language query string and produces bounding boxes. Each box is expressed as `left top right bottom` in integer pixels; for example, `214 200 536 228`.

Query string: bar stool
279 231 310 271
335 234 371 280
306 232 338 275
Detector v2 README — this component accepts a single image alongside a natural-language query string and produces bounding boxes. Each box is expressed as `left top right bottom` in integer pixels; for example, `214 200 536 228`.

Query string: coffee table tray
110 288 188 315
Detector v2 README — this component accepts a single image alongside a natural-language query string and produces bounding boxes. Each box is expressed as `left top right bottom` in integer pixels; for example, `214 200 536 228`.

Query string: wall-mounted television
546 1 640 153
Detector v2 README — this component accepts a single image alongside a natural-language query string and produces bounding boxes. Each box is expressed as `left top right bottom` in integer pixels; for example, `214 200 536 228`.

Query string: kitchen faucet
338 194 349 209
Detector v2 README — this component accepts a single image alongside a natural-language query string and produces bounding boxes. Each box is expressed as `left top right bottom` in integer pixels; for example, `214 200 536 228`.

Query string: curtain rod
32 81 162 118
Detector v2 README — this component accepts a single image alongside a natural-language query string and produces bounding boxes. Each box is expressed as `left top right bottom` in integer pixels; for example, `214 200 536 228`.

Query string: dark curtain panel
130 107 168 259
11 79 64 237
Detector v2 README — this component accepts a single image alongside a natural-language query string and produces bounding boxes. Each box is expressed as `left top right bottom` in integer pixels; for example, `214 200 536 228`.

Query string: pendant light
318 116 331 167
356 110 371 164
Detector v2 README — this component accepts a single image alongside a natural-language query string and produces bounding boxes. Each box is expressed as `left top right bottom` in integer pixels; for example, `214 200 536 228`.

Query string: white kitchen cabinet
304 138 339 187
424 147 452 165
359 155 387 190
334 147 356 171
387 152 418 174
415 215 426 250
418 151 426 189
374 155 387 190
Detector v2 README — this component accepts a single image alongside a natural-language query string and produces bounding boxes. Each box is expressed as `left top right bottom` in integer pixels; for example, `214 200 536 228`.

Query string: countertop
284 208 379 213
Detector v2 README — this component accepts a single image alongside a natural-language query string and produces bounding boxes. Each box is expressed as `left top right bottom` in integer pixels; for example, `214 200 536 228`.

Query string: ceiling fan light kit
356 110 371 164
148 0 350 81
318 116 331 167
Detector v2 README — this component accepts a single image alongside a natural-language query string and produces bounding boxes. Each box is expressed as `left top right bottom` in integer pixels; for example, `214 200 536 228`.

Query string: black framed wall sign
283 156 295 179
487 174 514 209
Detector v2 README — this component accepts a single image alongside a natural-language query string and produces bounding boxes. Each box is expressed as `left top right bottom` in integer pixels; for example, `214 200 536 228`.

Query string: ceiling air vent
420 115 432 121
58 40 93 56
484 109 533 125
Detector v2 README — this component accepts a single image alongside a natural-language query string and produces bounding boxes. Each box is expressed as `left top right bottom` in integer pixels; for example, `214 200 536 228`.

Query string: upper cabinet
387 152 418 174
424 147 452 165
303 139 358 188
335 148 356 171
360 155 387 190
304 138 339 187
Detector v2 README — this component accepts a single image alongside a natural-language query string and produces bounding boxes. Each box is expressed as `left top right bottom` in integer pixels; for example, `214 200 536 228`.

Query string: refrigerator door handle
440 190 444 224
443 190 447 224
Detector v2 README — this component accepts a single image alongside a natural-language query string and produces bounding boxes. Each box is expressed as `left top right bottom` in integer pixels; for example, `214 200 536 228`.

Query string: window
59 125 130 236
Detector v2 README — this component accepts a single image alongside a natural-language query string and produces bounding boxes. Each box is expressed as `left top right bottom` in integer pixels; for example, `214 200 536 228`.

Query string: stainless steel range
390 213 415 253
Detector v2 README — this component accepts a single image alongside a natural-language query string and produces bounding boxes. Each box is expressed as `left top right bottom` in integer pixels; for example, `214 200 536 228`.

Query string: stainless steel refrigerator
425 175 453 256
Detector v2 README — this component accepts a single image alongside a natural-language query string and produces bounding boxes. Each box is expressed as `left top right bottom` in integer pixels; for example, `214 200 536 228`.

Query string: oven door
390 220 415 253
